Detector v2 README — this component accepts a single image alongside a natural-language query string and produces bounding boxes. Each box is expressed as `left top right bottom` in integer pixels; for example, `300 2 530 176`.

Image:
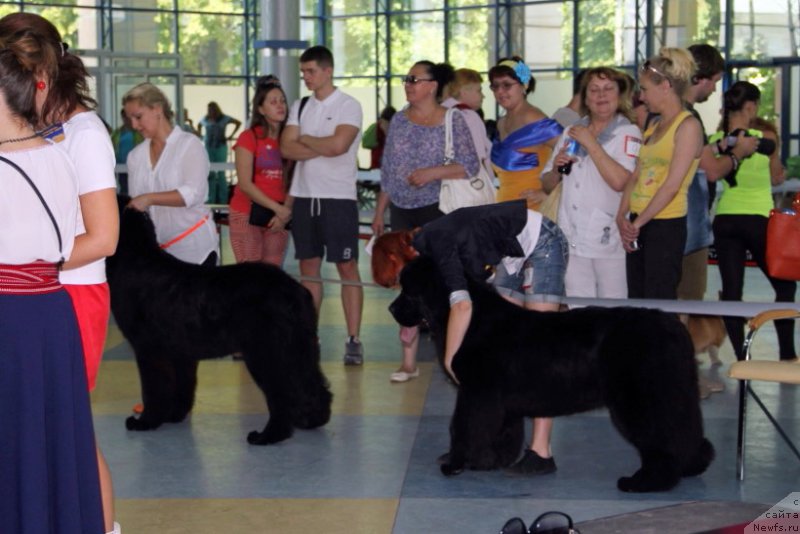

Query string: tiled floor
91 231 800 533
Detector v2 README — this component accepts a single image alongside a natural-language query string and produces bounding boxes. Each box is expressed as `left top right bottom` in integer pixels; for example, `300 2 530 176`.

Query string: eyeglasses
490 81 520 92
402 75 434 85
499 512 580 534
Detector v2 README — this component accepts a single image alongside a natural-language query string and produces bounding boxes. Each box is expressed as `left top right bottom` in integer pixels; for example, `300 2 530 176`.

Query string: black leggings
626 216 686 300
713 214 797 360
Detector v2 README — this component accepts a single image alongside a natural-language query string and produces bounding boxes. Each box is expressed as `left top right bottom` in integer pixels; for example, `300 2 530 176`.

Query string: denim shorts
493 217 568 304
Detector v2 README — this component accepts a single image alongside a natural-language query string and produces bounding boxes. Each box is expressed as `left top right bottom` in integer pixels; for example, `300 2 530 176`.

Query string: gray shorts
291 197 359 263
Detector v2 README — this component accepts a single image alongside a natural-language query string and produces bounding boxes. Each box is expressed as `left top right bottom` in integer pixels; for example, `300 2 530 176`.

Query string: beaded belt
0 261 62 295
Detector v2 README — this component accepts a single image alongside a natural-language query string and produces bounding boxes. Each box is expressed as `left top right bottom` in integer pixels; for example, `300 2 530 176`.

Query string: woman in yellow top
490 57 563 210
617 48 703 299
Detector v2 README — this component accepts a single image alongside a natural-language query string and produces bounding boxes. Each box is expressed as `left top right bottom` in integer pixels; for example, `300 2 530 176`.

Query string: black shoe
436 451 450 465
506 450 557 475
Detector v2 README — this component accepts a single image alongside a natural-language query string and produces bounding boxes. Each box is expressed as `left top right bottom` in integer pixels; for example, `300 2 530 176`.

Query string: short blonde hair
122 82 174 122
443 68 483 100
640 47 697 101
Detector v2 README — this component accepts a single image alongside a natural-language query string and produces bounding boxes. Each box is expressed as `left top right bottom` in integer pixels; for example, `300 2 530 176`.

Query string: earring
36 80 46 91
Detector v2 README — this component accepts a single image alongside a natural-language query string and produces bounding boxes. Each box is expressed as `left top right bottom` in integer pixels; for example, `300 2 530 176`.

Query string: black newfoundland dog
107 197 332 445
390 257 714 492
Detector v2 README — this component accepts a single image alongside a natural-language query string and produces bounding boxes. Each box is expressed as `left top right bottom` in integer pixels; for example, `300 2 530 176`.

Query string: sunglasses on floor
499 511 580 534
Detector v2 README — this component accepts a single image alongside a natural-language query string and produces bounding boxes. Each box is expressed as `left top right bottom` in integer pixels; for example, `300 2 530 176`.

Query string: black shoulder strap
0 154 64 259
298 96 310 121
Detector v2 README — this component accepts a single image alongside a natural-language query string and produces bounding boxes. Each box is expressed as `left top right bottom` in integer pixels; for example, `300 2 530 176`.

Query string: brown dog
687 315 727 366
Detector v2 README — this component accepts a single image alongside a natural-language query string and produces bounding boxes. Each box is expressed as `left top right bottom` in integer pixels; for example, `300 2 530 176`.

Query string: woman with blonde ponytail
616 47 704 299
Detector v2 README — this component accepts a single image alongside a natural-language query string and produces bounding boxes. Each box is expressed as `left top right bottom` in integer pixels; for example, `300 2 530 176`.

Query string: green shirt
710 129 774 217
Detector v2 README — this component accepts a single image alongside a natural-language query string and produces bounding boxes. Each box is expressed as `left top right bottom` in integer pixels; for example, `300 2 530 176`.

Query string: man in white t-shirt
281 45 365 365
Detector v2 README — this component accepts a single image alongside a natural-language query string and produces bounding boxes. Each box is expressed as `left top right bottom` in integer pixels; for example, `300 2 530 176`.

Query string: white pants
565 255 627 299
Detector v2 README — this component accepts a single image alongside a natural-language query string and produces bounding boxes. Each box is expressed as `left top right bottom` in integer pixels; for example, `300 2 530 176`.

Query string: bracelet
728 153 739 171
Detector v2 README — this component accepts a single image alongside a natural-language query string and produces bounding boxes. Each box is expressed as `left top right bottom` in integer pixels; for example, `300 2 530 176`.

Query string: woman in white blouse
123 83 219 265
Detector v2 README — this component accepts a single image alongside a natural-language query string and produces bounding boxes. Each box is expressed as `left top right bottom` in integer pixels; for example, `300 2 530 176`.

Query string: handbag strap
0 154 64 262
443 107 455 164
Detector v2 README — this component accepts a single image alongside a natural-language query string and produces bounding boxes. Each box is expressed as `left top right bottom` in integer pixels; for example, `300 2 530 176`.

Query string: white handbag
438 108 496 214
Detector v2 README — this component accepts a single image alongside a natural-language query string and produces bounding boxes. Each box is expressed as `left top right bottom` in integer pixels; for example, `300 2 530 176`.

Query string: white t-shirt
287 89 362 200
127 126 219 264
0 144 78 264
58 111 117 285
501 209 543 276
542 115 641 259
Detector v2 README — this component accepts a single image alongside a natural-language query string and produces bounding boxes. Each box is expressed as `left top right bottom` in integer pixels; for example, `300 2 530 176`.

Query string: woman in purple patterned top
371 60 480 383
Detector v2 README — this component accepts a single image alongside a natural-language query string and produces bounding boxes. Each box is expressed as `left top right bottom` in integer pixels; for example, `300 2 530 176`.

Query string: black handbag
248 202 275 227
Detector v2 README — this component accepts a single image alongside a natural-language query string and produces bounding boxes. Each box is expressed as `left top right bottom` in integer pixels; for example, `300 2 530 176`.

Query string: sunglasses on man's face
402 75 434 85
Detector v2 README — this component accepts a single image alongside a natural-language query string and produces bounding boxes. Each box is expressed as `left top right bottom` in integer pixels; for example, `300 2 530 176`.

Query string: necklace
0 132 39 146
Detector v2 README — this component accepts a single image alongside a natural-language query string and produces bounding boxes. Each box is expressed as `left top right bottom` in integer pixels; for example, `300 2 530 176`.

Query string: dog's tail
683 438 715 477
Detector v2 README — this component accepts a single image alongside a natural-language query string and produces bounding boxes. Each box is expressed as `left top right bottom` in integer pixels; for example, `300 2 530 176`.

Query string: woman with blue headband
487 56 563 477
489 57 563 211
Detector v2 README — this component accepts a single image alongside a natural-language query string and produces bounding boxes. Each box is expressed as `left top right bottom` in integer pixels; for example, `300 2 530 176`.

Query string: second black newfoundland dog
107 198 332 445
390 257 714 492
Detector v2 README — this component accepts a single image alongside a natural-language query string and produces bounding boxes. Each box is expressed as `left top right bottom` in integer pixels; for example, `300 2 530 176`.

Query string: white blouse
0 144 78 264
127 126 218 264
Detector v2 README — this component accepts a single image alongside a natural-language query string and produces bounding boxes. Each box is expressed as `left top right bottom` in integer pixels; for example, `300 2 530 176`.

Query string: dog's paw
440 463 465 477
167 411 190 423
617 473 678 493
247 425 293 445
125 415 162 431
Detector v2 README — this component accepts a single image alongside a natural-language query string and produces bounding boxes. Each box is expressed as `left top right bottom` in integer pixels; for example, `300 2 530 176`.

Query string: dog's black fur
390 257 714 492
107 196 332 445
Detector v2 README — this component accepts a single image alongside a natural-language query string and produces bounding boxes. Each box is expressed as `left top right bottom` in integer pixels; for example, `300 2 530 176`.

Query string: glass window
729 0 798 59
521 3 567 71
448 7 490 72
178 0 243 14
113 9 176 54
329 0 374 17
19 6 98 49
185 77 247 134
450 0 491 6
177 13 244 76
394 0 445 10
329 16 376 77
389 11 445 75
113 0 172 8
17 0 80 4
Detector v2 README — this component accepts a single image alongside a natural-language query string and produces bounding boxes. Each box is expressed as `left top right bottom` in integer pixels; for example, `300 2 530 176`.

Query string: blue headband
499 59 532 85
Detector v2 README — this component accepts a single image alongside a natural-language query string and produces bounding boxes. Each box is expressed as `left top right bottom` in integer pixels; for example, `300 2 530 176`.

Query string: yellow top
630 110 699 219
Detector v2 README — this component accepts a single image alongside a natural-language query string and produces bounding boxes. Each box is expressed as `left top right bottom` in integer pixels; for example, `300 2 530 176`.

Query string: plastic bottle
557 139 580 175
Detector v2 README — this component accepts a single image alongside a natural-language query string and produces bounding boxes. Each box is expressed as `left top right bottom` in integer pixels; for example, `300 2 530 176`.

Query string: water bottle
557 139 580 175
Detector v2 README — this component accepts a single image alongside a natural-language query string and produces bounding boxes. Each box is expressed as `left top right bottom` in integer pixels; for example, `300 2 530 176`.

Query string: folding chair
728 309 800 480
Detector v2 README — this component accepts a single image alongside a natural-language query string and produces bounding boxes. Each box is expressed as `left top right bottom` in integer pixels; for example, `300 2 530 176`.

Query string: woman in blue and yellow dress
486 57 564 476
489 57 563 210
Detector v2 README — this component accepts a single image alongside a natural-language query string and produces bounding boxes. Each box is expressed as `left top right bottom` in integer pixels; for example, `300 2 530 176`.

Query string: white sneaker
390 368 420 382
